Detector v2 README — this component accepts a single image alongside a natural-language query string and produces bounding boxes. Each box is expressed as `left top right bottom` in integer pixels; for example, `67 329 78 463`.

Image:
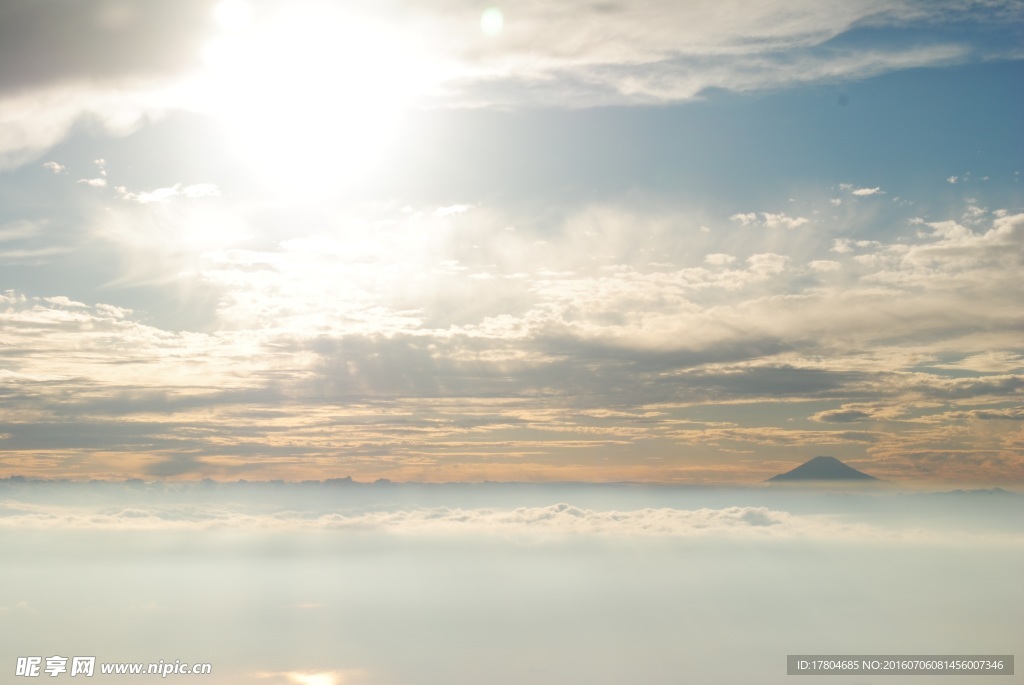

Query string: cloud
116 183 220 203
0 83 181 170
42 161 66 174
0 200 1021 483
0 0 209 96
840 183 887 196
948 409 1024 421
813 409 873 423
762 212 810 229
730 212 758 226
0 246 71 264
731 212 808 229
435 204 473 217
0 220 40 242
808 260 841 271
0 290 254 401
2 495 1021 545
746 252 789 275
77 177 107 188
431 2 997 106
1 0 1020 168
0 500 936 540
0 1 213 167
931 352 1024 373
831 237 882 253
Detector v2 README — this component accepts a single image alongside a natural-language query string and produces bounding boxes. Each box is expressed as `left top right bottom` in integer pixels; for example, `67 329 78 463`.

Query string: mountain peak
767 456 878 482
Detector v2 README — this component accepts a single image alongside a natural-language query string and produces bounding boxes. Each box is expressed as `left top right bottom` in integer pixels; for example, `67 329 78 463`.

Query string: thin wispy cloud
1 0 1020 167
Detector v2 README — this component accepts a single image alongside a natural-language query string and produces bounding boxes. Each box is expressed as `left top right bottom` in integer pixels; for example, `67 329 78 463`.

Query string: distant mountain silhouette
767 456 878 482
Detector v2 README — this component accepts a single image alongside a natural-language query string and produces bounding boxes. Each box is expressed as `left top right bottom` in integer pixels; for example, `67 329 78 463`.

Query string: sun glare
199 1 435 195
213 0 252 30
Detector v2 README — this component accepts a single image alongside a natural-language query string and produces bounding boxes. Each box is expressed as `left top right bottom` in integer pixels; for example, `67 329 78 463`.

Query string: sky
2 5 1023 681
1 0 1023 485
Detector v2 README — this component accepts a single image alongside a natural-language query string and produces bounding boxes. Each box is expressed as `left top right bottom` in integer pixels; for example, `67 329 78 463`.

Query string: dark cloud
49 386 288 418
968 409 1024 421
0 0 212 95
0 420 213 452
912 374 1024 400
307 334 508 399
676 365 857 399
144 453 211 477
301 330 856 409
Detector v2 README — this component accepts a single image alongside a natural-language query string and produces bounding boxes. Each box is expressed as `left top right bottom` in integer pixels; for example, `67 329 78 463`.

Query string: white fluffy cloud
731 212 809 229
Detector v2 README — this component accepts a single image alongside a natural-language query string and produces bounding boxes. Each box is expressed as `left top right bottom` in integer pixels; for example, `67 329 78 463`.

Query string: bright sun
198 1 435 195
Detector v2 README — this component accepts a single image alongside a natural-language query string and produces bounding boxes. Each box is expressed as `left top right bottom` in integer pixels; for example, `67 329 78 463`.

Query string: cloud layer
3 500 1019 546
0 186 1020 483
1 0 1021 167
0 1 1020 485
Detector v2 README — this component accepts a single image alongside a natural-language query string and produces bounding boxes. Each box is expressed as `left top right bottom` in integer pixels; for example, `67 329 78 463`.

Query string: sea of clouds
2 481 1020 685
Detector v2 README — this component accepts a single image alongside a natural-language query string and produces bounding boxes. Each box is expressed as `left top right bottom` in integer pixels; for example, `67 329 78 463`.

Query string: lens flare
480 7 504 37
